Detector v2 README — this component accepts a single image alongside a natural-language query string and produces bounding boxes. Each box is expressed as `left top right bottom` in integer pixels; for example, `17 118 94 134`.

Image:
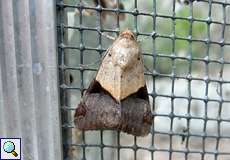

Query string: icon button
3 141 18 157
0 138 21 160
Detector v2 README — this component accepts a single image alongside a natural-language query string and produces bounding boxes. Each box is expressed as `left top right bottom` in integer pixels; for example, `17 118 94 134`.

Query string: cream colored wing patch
96 30 145 102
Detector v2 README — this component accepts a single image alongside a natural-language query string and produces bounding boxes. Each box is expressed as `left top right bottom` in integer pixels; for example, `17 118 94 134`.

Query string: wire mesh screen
57 0 230 160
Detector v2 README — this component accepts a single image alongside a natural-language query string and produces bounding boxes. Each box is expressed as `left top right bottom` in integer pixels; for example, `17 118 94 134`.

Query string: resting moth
74 29 153 136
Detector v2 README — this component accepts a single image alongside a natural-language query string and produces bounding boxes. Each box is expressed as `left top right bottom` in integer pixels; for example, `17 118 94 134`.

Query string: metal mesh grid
57 0 230 160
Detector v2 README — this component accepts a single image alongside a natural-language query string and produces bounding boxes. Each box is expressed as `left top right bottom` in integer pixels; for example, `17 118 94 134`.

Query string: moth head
119 29 136 40
111 29 140 70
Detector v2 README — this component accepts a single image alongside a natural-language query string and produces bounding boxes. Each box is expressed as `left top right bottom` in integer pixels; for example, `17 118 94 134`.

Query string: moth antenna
98 31 116 40
77 46 112 69
78 59 101 68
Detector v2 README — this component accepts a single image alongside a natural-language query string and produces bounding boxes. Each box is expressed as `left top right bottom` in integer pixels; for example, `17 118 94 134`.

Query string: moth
74 29 153 136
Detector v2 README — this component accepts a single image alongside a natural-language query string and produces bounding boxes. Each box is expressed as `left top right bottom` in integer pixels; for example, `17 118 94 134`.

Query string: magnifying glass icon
3 141 18 157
